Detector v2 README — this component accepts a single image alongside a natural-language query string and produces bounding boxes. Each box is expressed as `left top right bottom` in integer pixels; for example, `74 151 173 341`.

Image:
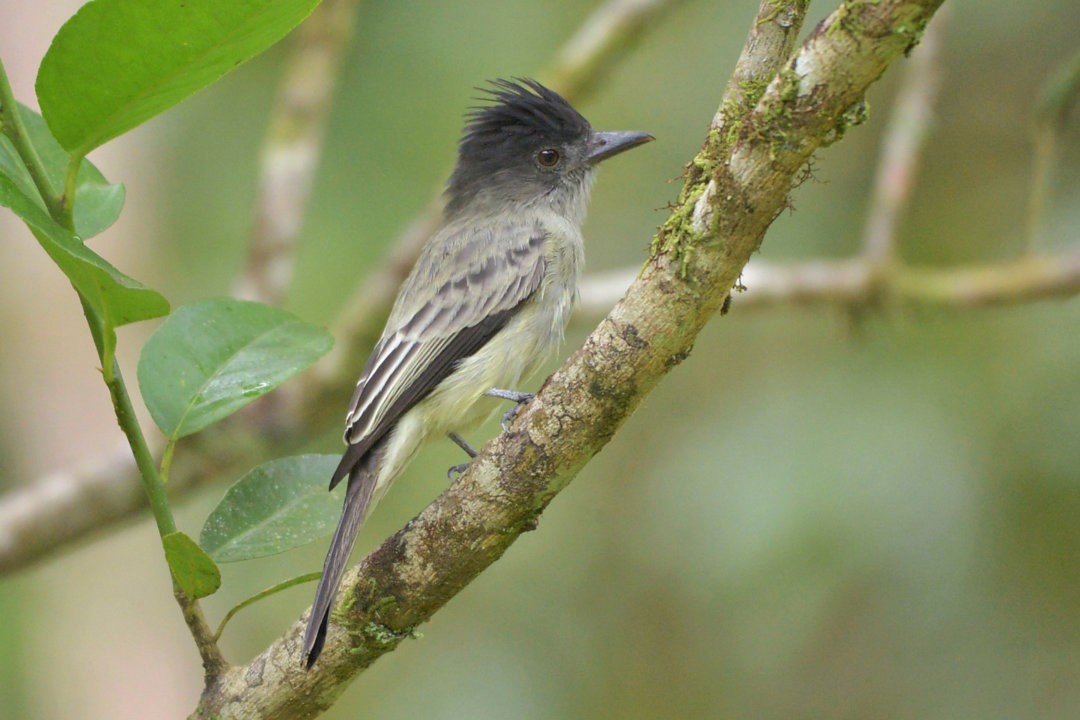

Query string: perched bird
303 78 652 666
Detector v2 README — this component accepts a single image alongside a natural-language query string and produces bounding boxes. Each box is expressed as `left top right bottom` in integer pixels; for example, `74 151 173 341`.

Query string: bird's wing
329 219 548 488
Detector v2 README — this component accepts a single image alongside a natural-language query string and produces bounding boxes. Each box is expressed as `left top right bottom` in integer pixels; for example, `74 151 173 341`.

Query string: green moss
339 590 422 654
677 242 696 278
753 76 797 161
357 621 421 650
776 66 800 104
720 100 743 145
756 0 784 27
894 15 931 55
331 579 398 627
332 593 356 620
823 98 870 146
757 0 810 26
653 180 706 269
825 5 849 37
739 76 772 107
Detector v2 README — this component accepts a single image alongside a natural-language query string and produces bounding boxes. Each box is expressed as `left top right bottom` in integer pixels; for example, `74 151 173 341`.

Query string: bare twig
1026 47 1080 252
0 446 147 573
544 0 680 98
892 248 1080 307
577 249 1080 315
862 7 945 266
9 231 1071 577
0 412 289 575
234 0 362 305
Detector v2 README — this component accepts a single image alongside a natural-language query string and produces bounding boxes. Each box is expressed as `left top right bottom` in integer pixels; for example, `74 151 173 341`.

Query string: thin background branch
862 6 945 267
234 0 362 306
1026 46 1080 252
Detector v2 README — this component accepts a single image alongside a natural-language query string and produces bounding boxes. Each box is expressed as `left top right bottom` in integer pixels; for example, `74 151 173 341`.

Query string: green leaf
163 531 222 599
0 137 41 215
36 0 322 155
138 299 333 439
0 167 169 353
9 104 124 238
0 117 123 239
200 455 344 562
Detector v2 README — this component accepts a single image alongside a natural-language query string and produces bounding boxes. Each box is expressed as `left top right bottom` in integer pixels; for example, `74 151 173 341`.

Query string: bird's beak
585 130 654 164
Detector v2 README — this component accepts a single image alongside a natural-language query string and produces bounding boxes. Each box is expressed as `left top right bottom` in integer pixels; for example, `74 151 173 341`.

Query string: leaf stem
100 319 226 674
104 356 176 536
160 439 177 485
60 152 83 231
214 572 322 642
0 57 66 223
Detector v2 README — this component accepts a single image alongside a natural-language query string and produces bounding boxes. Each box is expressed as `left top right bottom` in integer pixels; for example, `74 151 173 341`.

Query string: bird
302 78 653 666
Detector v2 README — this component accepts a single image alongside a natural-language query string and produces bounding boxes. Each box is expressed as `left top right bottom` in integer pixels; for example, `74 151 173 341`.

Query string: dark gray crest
461 78 590 151
445 78 592 215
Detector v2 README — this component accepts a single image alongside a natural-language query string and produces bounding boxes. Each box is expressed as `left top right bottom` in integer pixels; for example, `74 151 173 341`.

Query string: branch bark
191 1 963 717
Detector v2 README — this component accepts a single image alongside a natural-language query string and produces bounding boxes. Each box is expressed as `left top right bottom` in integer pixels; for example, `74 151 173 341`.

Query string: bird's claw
485 388 535 431
447 462 470 480
499 404 523 431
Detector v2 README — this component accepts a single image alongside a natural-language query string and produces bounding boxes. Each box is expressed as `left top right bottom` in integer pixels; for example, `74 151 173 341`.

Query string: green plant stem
180 590 229 677
60 153 83 230
104 351 227 675
103 357 176 536
0 57 65 221
214 572 322 642
160 439 178 485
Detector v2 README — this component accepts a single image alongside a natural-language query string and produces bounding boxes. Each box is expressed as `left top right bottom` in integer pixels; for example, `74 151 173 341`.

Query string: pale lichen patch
691 179 718 236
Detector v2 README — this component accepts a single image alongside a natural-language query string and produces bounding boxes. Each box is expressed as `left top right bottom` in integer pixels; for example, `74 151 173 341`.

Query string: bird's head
445 78 652 219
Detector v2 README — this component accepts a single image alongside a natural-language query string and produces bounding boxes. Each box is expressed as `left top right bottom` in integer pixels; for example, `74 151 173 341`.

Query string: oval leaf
163 531 221 599
138 299 333 438
201 454 344 562
36 0 322 155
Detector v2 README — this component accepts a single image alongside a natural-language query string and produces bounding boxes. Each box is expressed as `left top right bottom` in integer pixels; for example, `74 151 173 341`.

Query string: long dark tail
302 449 381 667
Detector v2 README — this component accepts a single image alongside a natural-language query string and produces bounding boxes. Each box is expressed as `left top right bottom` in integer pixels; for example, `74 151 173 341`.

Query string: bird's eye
536 148 562 168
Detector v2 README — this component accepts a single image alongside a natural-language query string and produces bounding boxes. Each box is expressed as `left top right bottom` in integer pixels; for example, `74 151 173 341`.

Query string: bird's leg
446 432 477 479
485 388 535 431
448 432 477 457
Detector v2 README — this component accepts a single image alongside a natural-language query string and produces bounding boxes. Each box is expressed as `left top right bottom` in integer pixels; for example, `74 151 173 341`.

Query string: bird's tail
302 450 381 667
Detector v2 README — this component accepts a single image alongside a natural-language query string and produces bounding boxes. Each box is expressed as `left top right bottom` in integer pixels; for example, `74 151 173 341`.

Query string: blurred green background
2 1 1079 718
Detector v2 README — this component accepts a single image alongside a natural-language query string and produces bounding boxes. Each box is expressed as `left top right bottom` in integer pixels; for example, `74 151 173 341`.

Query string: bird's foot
446 432 477 480
485 388 535 431
447 462 471 480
